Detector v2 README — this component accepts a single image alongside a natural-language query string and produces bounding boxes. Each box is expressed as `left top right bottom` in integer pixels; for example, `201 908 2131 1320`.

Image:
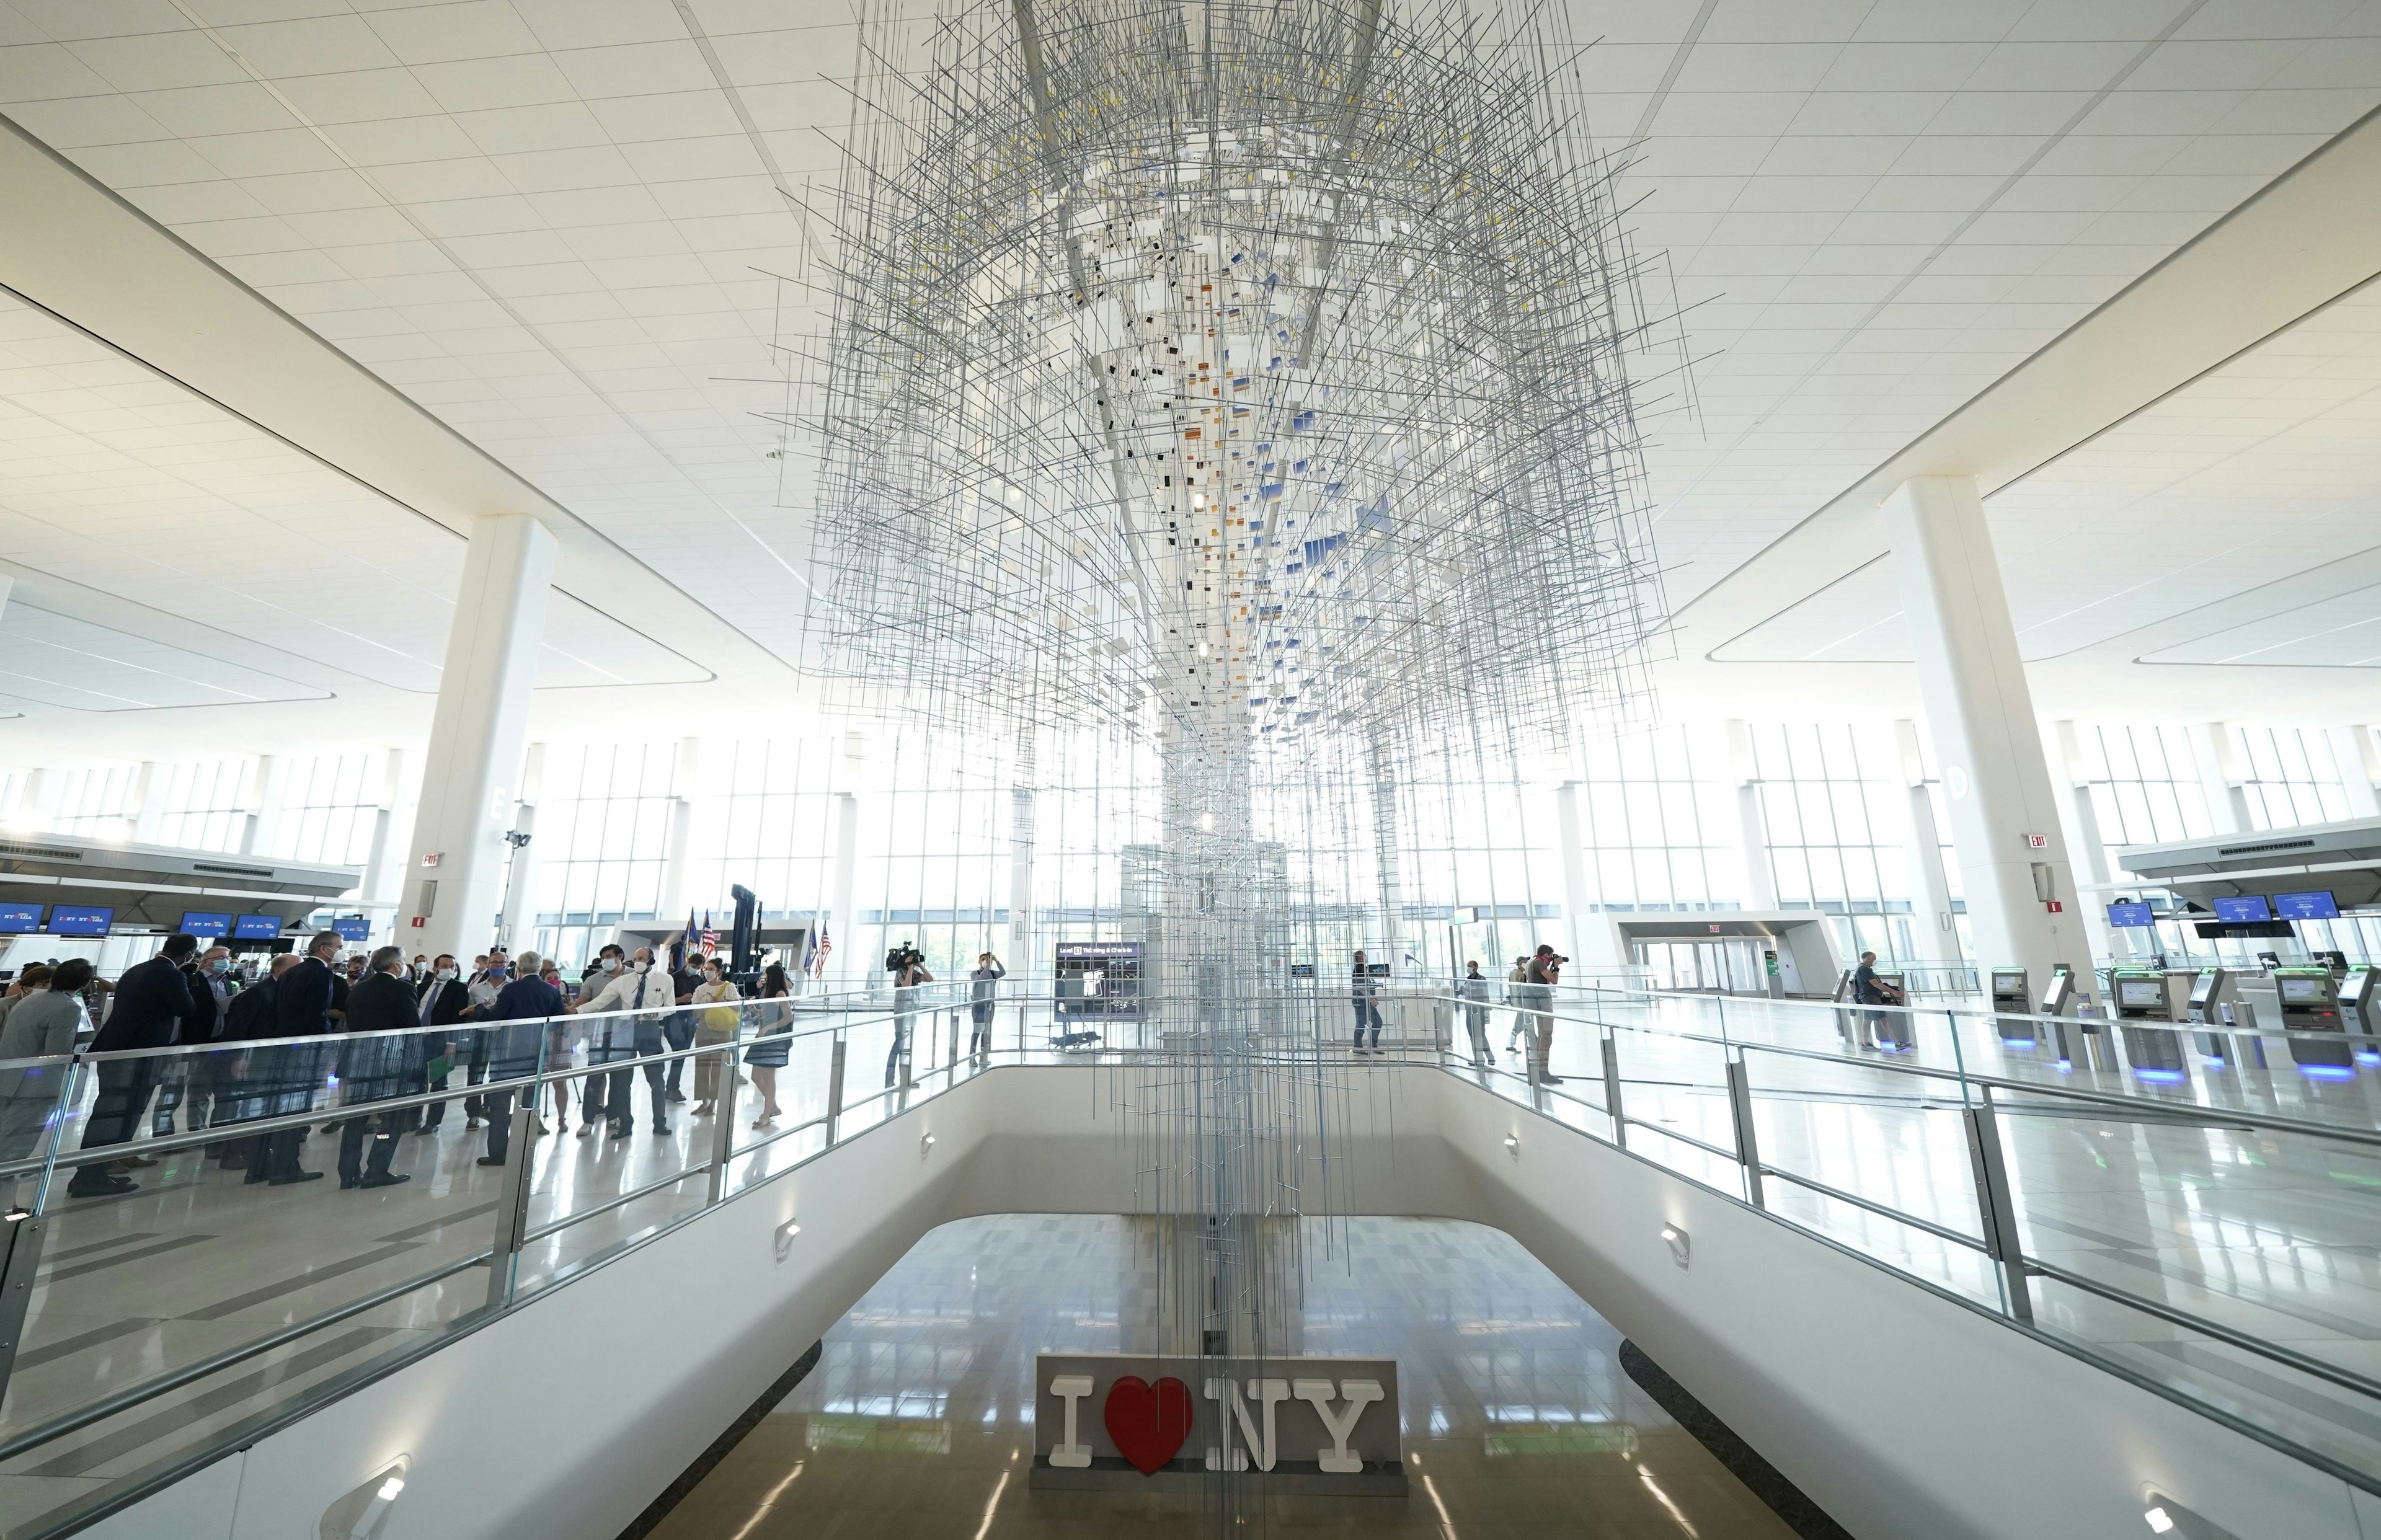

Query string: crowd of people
0 932 802 1200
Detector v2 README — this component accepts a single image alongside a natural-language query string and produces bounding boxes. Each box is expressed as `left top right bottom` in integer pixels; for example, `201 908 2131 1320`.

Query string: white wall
83 1069 2374 1540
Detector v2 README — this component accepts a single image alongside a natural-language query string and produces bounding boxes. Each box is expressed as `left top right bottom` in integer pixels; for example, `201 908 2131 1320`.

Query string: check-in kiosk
1989 967 2034 1047
2036 965 2098 1068
1870 970 1911 1051
2186 968 2240 1063
2109 967 2189 1075
2274 965 2351 1070
2341 965 2381 1037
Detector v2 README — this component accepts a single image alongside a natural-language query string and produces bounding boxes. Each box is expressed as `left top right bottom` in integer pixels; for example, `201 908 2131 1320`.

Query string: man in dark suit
335 946 420 1189
211 951 298 1168
246 929 343 1186
67 932 198 1197
414 954 473 1134
154 944 234 1138
477 950 564 1168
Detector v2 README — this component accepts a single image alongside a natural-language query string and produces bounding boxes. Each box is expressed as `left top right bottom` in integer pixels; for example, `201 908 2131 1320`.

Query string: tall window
530 743 680 968
47 764 141 839
273 753 384 867
1575 727 1736 913
152 758 253 852
1747 724 1915 965
2234 725 2351 830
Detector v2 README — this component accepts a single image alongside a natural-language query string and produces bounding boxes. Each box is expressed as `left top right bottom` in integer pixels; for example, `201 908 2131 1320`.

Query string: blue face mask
208 958 231 975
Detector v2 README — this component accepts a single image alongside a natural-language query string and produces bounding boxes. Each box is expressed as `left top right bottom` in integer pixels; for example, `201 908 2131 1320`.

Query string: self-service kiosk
1990 967 2034 1047
2035 965 2099 1068
2274 965 2351 1070
2108 967 2189 1075
1870 970 1911 1051
2184 968 2242 1063
2341 965 2381 1037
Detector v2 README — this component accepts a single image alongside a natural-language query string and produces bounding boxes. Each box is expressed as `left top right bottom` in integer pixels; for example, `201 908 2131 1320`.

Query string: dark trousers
79 1059 164 1153
337 1112 406 1182
662 1014 696 1094
602 1041 667 1130
1351 998 1383 1049
244 1127 309 1183
484 1089 519 1162
153 1059 214 1135
1465 1006 1492 1063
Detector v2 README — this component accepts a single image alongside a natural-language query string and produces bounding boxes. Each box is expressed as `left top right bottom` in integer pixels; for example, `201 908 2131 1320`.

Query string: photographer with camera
885 943 933 1088
1524 944 1566 1084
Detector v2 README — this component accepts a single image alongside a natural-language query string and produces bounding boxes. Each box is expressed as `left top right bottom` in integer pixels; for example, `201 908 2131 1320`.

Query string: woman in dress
743 963 793 1128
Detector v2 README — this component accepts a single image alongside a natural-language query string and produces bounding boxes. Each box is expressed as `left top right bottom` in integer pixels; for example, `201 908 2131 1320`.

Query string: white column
1724 720 1778 909
1892 720 1960 965
2190 722 2252 834
495 742 545 954
1008 786 1037 985
830 729 866 987
656 737 704 930
2047 721 2130 964
130 760 167 844
239 756 288 857
401 513 556 963
2328 725 2380 819
1552 782 1599 959
1882 476 2087 998
358 747 408 920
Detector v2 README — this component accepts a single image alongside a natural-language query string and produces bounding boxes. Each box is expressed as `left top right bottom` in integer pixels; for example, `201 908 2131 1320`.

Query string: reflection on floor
647 1214 1799 1539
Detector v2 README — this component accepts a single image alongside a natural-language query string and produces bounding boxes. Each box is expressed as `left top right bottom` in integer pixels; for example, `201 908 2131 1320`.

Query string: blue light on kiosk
2132 1068 2188 1084
2299 1064 2358 1082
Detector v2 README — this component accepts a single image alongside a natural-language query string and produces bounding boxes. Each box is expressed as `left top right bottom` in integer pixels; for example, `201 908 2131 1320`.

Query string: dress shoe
476 1155 507 1167
67 1174 135 1198
608 1121 632 1140
339 1175 361 1190
667 1090 687 1104
115 1155 159 1169
653 1124 673 1137
360 1172 412 1188
268 1169 326 1185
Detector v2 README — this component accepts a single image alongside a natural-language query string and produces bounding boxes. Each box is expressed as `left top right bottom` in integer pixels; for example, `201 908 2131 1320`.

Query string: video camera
885 941 924 975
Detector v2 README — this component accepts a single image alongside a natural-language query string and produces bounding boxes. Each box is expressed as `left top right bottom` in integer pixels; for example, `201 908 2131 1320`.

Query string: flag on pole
810 923 832 979
699 909 719 957
680 910 698 970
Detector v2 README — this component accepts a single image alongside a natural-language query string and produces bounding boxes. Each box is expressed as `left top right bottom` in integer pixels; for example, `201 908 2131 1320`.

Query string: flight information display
2274 891 2340 921
332 917 372 942
0 904 42 932
2105 901 2154 928
2212 895 2273 924
233 914 285 940
179 911 233 938
47 906 113 937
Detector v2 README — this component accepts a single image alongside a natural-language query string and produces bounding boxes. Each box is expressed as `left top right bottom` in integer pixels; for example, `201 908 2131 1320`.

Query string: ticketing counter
2274 965 2352 1070
2108 967 2189 1076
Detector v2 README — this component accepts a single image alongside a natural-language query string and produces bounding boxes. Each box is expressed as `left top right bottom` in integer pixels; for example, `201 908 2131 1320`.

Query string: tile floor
645 1213 1799 1539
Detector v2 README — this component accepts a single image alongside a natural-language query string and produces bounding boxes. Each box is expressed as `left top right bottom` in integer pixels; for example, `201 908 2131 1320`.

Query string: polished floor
645 1213 1798 1539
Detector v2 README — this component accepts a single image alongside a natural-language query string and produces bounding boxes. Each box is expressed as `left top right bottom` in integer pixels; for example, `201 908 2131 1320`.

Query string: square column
402 513 557 962
1882 477 2087 1001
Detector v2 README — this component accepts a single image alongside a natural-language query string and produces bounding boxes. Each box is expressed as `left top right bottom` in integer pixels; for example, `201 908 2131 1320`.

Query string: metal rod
0 1210 50 1410
1756 1166 1993 1254
2026 1258 2381 1404
1600 1030 1626 1149
484 1101 538 1311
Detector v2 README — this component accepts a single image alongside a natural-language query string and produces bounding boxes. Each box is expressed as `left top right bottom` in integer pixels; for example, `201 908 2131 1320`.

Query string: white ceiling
0 0 2377 753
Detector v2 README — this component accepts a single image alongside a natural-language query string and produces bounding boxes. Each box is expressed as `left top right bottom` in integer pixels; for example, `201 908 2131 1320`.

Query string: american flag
809 923 831 978
699 909 719 958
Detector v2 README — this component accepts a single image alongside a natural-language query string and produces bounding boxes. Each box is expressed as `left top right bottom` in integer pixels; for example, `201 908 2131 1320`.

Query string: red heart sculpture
1103 1374 1194 1474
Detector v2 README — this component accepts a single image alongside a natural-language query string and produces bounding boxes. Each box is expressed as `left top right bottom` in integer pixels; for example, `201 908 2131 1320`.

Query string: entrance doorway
1632 938 1767 994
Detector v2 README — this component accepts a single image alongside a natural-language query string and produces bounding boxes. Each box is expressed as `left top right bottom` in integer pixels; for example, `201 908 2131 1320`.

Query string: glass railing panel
1735 1042 1998 1308
0 1028 529 1531
1605 1023 1737 1190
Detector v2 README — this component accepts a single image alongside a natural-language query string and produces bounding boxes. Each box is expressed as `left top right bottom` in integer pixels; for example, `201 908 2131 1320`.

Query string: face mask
208 958 231 975
704 969 722 982
437 967 457 981
601 957 621 973
633 959 650 973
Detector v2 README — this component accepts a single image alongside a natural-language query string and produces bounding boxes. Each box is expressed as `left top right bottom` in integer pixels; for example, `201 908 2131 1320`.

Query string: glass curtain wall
151 758 254 853
528 743 678 968
1747 723 1920 966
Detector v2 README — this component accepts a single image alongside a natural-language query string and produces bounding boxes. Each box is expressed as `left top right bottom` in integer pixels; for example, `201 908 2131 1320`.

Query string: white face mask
633 958 651 973
601 957 621 972
704 968 722 983
437 967 457 981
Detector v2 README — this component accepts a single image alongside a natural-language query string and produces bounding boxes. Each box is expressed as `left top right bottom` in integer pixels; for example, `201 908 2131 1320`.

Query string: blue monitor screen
179 911 233 939
332 917 371 942
0 903 42 932
2214 895 2273 924
47 906 113 937
2274 890 2340 921
233 914 283 940
2106 901 2155 928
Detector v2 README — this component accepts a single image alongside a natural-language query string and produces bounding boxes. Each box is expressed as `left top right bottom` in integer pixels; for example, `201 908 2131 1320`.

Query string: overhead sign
1032 1354 1403 1494
2106 901 2154 929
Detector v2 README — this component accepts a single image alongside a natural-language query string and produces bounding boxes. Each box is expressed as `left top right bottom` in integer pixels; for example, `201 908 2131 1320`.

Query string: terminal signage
2274 890 2341 921
233 914 284 940
47 906 113 937
179 911 233 939
2105 901 2154 929
332 917 373 942
1033 1353 1403 1493
2212 895 2273 925
0 903 42 933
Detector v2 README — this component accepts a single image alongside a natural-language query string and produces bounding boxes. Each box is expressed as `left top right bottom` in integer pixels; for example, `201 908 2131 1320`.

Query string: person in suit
245 930 342 1186
576 946 676 1141
477 951 565 1167
154 944 235 1138
67 933 198 1196
335 946 420 1189
414 954 474 1135
211 952 299 1168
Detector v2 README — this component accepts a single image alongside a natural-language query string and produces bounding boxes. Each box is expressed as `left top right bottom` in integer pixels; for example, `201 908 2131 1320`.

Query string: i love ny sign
1031 1353 1404 1495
